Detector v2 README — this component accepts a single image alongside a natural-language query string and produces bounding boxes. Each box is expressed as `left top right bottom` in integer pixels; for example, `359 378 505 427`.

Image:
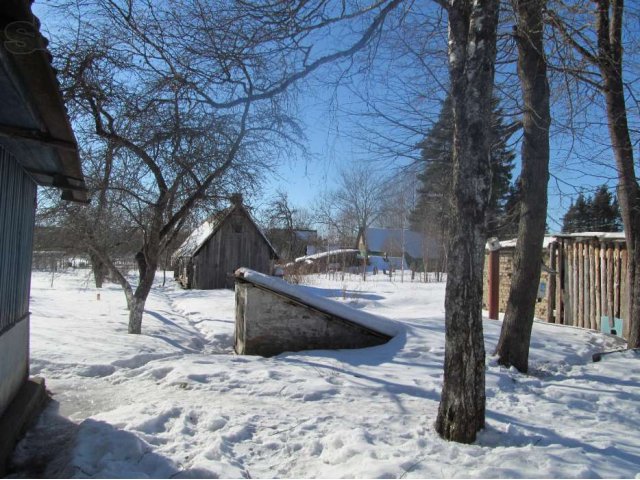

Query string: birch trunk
493 0 550 373
434 0 499 444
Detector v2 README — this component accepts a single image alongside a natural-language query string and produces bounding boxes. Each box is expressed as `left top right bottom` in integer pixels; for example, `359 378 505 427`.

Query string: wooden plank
614 244 620 318
621 247 630 338
571 242 580 327
600 242 607 324
556 239 565 325
607 245 614 326
577 242 583 328
595 243 602 330
583 242 590 329
572 242 578 327
547 242 557 323
589 242 597 330
568 243 575 326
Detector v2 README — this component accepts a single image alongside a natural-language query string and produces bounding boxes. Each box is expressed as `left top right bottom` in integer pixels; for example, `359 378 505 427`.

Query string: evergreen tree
499 178 522 238
591 185 622 231
562 185 622 233
410 94 516 239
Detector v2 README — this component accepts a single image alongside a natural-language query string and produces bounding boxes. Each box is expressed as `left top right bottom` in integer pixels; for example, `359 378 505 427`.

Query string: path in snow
8 271 640 478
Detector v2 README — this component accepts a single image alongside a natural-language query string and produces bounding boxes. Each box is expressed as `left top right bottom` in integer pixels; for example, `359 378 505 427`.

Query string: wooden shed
172 194 278 289
0 0 87 472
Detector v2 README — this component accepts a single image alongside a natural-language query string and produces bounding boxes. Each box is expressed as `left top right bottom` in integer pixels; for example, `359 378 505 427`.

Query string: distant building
0 1 87 472
356 227 441 270
267 228 318 259
172 194 278 289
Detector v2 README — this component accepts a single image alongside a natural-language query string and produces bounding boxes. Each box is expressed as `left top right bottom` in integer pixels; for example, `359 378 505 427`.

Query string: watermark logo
4 21 46 55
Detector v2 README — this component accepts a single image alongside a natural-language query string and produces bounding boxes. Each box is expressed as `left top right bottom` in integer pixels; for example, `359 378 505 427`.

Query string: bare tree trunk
128 212 162 334
90 252 107 288
595 0 640 348
128 250 158 334
87 244 134 310
494 0 550 373
435 0 499 444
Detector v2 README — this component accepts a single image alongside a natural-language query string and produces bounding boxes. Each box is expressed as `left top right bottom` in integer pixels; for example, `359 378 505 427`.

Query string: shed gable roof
173 203 278 261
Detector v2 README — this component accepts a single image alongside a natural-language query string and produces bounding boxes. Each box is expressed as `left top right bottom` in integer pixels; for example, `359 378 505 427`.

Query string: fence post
487 238 501 320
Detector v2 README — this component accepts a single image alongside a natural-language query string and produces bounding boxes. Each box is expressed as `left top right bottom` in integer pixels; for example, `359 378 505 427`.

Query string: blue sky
262 79 625 234
34 1 633 235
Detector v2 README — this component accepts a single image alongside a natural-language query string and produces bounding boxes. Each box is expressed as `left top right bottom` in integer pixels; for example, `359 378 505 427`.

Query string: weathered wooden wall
193 209 274 289
0 146 36 417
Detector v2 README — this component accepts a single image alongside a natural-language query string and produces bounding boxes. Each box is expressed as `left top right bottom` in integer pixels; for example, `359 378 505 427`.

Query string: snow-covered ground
8 270 640 478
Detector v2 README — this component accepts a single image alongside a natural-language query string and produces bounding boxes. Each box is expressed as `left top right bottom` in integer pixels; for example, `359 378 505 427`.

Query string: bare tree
434 0 500 443
494 0 551 372
314 166 386 247
264 191 314 260
548 0 640 347
45 0 403 334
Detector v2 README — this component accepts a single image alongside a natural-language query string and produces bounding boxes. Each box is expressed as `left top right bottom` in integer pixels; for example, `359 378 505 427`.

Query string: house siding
0 145 36 416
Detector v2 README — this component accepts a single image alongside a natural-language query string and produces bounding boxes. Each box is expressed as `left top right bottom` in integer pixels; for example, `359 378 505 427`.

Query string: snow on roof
236 268 402 338
294 249 359 263
363 227 438 259
491 236 557 250
172 204 279 261
488 232 626 250
555 231 626 240
172 208 231 260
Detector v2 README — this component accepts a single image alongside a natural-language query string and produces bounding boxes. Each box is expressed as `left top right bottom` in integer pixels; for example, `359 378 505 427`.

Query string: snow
236 268 401 337
558 231 626 240
172 215 222 260
293 248 359 263
9 269 640 478
492 232 626 250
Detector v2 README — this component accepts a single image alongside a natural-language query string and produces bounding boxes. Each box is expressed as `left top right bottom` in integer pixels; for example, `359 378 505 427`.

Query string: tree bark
90 252 107 288
128 250 158 334
494 0 550 373
434 0 499 444
128 210 163 334
595 0 640 348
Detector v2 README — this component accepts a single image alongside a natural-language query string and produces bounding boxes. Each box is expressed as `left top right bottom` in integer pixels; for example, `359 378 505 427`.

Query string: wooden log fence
545 236 628 336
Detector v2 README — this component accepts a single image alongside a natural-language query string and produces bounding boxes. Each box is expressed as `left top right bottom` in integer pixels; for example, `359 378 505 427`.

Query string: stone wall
235 280 391 357
482 248 551 320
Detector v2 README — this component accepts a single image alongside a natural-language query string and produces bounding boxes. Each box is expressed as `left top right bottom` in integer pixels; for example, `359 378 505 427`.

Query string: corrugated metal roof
0 0 88 203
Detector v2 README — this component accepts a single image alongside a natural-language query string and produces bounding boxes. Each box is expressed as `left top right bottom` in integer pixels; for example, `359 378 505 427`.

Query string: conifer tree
562 185 622 233
410 94 516 240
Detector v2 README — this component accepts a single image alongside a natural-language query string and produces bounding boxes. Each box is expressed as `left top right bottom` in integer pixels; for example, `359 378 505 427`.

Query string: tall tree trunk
128 249 159 334
494 0 550 373
87 244 134 309
595 0 640 348
434 0 499 444
90 252 107 288
128 211 163 334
